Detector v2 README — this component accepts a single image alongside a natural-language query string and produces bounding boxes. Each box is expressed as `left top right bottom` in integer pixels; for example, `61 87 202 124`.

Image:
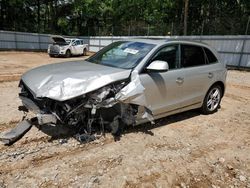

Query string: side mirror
146 60 169 72
72 42 76 46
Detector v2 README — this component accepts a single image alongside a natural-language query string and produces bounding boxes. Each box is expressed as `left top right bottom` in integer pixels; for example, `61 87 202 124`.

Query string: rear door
75 40 83 54
70 40 78 55
179 44 217 107
78 40 85 54
139 44 186 116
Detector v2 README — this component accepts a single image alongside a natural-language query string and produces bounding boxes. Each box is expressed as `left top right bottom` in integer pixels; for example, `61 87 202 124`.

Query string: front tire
65 50 71 58
201 85 222 114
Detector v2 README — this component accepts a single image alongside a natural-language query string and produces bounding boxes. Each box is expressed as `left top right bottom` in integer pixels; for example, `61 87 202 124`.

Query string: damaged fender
115 71 154 124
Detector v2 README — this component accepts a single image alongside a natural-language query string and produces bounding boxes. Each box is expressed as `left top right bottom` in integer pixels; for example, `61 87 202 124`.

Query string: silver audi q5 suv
18 39 227 132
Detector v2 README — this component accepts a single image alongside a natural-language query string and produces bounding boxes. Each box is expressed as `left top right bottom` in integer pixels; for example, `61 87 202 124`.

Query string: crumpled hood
21 61 131 101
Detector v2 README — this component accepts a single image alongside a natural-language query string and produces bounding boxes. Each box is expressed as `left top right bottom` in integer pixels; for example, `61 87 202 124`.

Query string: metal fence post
14 31 17 50
99 36 101 51
87 36 90 51
238 17 250 68
238 37 246 68
38 33 41 51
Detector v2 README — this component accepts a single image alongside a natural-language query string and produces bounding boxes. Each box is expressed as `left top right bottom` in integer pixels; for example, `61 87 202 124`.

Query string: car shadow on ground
120 109 201 139
35 109 201 143
35 123 76 140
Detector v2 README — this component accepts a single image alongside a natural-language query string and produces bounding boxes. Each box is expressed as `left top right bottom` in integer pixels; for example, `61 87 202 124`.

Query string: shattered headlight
84 81 127 109
88 86 111 103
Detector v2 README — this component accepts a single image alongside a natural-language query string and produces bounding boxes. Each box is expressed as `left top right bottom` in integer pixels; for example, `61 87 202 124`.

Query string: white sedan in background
48 36 88 57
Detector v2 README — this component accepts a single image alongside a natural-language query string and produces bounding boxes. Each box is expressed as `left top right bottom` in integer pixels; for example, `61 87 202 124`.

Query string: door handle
176 77 184 84
208 72 213 78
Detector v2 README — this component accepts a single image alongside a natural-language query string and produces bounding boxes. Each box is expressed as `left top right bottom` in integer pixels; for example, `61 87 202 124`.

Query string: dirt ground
0 52 249 188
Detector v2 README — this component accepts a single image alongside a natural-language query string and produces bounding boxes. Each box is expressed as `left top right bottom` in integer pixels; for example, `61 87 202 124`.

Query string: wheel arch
65 49 72 57
208 81 225 97
83 47 87 56
201 81 225 114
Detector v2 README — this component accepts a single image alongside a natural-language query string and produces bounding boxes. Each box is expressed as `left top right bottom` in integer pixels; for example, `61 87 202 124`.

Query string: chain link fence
0 30 250 69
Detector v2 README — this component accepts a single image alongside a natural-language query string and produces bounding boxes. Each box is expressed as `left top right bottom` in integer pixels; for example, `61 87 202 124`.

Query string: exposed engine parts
0 68 154 145
0 71 155 145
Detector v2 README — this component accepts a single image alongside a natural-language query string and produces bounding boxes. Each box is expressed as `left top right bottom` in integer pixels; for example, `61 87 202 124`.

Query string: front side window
181 45 205 67
75 40 81 45
87 41 155 69
151 45 179 70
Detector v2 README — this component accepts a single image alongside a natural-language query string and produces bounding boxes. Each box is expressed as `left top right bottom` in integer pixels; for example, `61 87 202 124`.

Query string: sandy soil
0 52 89 124
0 52 249 188
0 51 90 82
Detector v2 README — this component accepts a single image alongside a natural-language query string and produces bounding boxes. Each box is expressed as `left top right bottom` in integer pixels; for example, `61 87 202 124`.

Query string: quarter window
181 45 205 67
204 47 218 64
151 45 179 70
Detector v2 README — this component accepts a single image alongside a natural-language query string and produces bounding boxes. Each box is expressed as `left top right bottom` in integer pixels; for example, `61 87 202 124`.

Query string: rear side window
181 45 205 67
204 47 218 64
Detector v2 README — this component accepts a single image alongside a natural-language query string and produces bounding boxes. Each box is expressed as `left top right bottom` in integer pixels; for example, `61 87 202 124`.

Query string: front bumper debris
6 70 155 145
0 120 33 145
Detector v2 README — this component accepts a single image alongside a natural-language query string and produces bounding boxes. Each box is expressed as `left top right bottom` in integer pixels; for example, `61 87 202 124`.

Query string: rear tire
201 85 222 114
65 50 71 58
83 48 87 56
49 54 54 57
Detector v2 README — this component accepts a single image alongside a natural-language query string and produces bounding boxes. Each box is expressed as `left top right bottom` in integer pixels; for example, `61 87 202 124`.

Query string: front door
71 40 78 55
139 45 185 116
71 40 82 55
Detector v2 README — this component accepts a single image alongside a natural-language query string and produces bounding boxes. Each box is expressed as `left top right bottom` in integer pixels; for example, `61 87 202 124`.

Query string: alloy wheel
207 87 221 111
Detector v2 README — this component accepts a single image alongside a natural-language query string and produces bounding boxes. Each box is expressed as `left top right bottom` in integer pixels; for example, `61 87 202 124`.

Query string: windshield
65 40 71 44
87 41 155 69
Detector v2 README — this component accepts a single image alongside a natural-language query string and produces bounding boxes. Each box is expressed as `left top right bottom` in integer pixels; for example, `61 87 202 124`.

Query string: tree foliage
0 0 249 35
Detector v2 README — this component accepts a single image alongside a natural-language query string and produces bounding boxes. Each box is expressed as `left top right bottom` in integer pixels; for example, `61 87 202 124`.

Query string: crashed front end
17 71 153 138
